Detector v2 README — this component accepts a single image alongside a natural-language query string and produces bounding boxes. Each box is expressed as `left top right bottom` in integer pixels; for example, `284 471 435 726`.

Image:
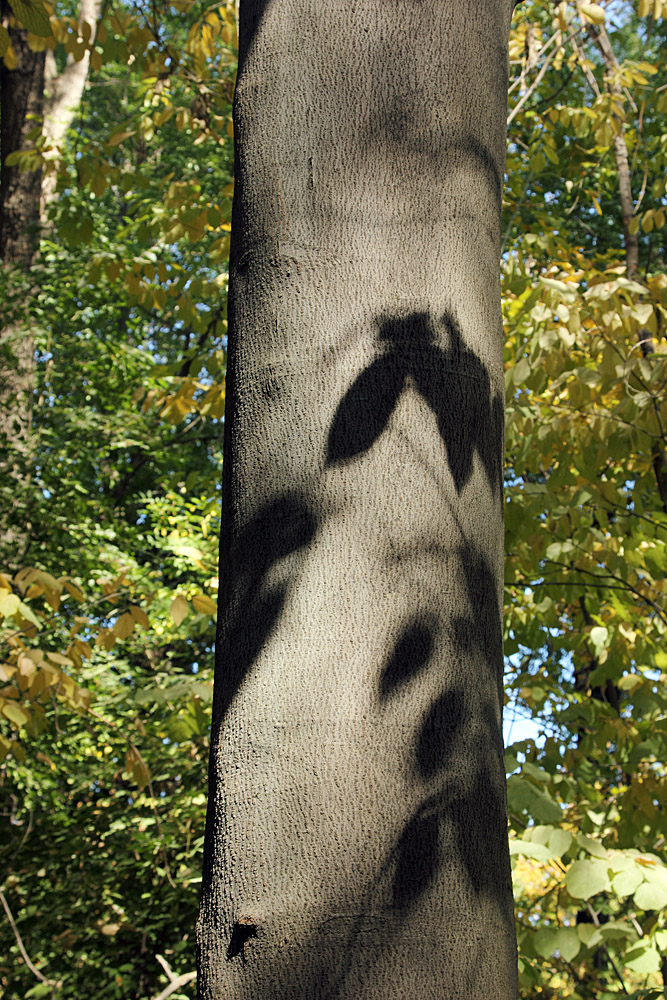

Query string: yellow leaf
32 569 59 591
7 0 52 37
169 595 189 625
2 701 29 727
125 745 150 790
18 654 36 677
579 2 606 22
112 613 135 640
64 580 85 601
129 605 150 628
192 594 217 616
3 40 17 69
0 592 20 617
632 303 654 325
106 130 135 147
46 651 74 667
74 639 92 658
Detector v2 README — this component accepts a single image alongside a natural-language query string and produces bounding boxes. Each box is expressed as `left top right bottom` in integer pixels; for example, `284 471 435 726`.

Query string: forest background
0 0 666 997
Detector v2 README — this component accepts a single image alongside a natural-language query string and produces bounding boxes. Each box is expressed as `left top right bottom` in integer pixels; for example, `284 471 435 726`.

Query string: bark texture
0 3 45 264
0 4 46 568
198 2 519 997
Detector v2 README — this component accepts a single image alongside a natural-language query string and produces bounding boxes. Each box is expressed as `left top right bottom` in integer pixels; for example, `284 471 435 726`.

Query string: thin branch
152 953 197 1000
585 902 629 995
0 887 60 988
507 31 562 126
570 32 601 98
542 559 667 627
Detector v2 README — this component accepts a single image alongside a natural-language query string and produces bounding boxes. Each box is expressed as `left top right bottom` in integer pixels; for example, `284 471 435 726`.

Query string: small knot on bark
227 917 258 961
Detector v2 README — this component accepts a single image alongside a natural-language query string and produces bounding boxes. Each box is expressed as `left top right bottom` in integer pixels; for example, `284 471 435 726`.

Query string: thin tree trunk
589 23 667 513
197 3 519 997
41 0 102 211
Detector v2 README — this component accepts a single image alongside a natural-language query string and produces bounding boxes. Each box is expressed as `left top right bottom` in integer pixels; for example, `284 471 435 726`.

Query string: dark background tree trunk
0 2 46 569
0 0 98 569
198 2 519 997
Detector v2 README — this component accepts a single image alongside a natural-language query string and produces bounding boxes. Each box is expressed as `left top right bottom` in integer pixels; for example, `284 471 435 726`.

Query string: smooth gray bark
198 2 519 997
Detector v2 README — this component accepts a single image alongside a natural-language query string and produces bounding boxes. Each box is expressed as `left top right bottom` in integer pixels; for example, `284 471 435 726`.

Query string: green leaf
633 879 667 911
509 839 553 862
624 945 661 974
548 829 573 857
534 926 580 962
0 24 9 56
7 0 52 36
611 866 644 898
575 833 607 859
565 859 610 899
589 626 609 653
26 984 54 999
533 927 560 959
555 926 581 962
577 923 603 949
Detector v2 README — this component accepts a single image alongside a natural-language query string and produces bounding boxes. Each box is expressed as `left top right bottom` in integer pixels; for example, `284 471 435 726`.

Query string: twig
0 887 60 988
507 31 562 126
152 953 197 1000
585 902 629 994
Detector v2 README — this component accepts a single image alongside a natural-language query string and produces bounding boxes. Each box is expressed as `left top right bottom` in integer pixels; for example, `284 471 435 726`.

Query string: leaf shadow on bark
389 545 507 908
211 490 317 726
220 549 510 999
204 310 510 996
201 491 318 915
326 310 503 500
329 547 508 996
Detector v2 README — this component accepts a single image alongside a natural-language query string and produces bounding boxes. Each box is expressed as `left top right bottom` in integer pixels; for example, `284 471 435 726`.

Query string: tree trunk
0 2 46 568
0 0 99 569
197 3 519 998
588 22 667 514
41 0 102 210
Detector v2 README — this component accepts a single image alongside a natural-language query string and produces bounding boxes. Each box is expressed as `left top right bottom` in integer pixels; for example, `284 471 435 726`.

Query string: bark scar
227 917 258 961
